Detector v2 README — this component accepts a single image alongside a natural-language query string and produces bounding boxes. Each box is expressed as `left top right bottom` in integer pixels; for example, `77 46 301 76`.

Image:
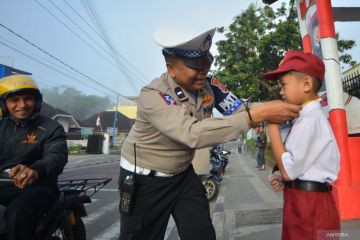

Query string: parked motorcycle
0 167 111 240
210 145 230 174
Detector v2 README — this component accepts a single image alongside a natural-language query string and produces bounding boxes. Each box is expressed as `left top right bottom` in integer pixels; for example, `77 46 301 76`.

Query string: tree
213 2 356 101
42 86 112 120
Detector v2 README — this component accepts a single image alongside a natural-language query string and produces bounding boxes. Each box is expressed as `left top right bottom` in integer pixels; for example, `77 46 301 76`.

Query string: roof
0 64 32 77
40 102 82 128
112 105 137 119
41 102 69 117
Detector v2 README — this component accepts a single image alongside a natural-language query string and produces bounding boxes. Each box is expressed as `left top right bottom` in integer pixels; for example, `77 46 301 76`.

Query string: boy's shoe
259 164 265 170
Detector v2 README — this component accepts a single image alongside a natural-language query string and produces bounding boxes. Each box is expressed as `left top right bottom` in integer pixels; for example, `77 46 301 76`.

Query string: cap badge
201 35 212 52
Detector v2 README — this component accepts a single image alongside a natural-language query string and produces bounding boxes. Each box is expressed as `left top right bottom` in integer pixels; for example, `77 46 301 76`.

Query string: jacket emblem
23 132 38 144
159 92 176 105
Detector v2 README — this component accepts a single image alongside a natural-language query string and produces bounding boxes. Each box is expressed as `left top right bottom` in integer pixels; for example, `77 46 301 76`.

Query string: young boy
264 50 340 240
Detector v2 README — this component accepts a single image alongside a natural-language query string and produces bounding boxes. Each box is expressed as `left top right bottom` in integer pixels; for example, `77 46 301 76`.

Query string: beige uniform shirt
121 73 248 174
192 147 211 175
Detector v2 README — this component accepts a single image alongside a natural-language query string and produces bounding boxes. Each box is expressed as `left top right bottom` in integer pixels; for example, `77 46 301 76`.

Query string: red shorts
282 187 340 240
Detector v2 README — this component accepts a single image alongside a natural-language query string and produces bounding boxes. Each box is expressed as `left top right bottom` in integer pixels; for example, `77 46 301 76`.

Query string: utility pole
112 94 120 146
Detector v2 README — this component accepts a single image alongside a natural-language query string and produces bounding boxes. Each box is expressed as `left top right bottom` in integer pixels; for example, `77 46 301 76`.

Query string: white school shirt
282 100 340 183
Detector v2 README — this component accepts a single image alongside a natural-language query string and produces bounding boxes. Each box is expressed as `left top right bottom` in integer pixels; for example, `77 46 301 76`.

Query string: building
342 64 360 99
82 111 134 147
0 64 31 78
40 102 82 132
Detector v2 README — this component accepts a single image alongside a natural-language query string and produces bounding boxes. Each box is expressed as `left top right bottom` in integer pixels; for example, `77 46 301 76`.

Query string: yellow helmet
0 74 43 117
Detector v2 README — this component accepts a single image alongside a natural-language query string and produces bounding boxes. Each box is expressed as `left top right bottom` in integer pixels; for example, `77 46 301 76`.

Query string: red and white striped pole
296 0 312 52
316 0 352 187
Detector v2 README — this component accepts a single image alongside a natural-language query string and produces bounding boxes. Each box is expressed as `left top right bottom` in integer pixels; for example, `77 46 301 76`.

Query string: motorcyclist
0 75 68 240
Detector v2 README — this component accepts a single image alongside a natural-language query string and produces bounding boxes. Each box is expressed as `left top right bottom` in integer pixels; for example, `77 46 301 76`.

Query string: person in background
118 27 302 240
238 138 243 154
0 75 68 240
255 123 267 170
265 50 340 240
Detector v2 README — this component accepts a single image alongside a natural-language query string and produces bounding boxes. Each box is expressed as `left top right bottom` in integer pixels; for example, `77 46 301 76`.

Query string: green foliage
336 33 357 68
213 2 357 101
42 86 112 120
265 142 276 167
68 144 82 154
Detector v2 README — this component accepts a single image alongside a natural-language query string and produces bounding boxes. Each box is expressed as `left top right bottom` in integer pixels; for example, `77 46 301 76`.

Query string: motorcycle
0 167 111 240
210 145 230 175
200 153 226 201
200 174 219 201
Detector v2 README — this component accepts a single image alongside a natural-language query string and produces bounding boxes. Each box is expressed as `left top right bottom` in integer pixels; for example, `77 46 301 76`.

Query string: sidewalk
212 147 360 240
66 154 120 169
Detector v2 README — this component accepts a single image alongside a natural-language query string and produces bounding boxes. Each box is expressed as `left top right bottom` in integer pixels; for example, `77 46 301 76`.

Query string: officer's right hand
251 100 301 124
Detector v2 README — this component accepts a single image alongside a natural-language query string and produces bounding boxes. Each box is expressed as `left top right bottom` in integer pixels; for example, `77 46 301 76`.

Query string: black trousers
0 184 57 240
118 165 216 240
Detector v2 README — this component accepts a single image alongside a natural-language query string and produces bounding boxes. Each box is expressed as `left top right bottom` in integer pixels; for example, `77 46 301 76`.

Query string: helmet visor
4 89 39 99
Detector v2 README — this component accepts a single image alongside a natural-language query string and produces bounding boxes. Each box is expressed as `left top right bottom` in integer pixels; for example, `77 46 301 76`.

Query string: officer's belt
283 179 332 192
120 156 176 177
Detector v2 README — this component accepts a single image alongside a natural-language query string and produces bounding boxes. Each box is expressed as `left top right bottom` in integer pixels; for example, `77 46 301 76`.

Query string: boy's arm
267 124 291 181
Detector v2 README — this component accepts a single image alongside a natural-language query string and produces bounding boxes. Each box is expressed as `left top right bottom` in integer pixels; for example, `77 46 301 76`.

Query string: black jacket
0 114 68 189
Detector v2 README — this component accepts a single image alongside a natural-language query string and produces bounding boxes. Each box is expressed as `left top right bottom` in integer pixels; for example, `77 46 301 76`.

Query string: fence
343 71 360 98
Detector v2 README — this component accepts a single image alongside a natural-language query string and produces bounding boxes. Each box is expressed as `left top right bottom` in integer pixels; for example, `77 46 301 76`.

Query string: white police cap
154 27 216 58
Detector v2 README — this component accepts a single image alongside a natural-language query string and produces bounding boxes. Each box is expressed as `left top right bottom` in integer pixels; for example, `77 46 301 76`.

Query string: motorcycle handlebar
0 169 12 182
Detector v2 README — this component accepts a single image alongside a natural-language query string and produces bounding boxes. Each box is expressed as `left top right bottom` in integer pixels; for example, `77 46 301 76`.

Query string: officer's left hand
252 101 301 124
9 164 39 189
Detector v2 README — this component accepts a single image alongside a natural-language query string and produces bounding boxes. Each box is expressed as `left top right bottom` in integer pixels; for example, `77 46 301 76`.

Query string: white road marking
83 201 118 225
164 216 176 239
93 219 120 240
99 188 119 192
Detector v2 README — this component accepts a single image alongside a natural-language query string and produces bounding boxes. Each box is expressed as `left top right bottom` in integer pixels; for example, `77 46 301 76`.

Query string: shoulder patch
210 77 229 93
208 76 242 115
159 92 176 105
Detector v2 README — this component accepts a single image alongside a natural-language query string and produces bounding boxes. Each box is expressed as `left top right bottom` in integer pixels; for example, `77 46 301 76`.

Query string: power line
35 0 146 92
0 38 115 97
0 35 109 94
63 0 106 42
0 35 75 78
0 23 135 102
33 0 119 70
80 0 148 85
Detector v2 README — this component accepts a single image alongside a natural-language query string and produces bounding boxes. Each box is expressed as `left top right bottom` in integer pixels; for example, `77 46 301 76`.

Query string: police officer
118 27 301 240
0 75 68 240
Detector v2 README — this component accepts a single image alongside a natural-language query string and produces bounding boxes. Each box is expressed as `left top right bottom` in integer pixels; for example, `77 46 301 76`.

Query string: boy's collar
300 98 321 115
302 97 321 107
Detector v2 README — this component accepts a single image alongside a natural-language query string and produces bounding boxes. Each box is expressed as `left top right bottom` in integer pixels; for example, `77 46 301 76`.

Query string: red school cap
263 50 325 81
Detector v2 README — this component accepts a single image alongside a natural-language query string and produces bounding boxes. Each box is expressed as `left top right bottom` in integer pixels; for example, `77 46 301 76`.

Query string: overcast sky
0 0 359 103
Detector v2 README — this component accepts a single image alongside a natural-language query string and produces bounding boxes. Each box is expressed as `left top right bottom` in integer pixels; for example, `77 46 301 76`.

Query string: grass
68 144 83 154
